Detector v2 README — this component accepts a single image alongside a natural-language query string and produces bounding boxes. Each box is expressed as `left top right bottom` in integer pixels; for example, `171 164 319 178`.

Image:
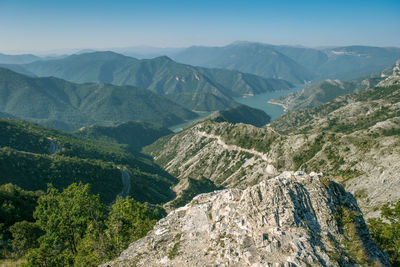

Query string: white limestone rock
100 172 390 267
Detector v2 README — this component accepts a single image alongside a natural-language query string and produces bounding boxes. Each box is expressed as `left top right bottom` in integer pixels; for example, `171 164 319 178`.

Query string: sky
0 0 399 54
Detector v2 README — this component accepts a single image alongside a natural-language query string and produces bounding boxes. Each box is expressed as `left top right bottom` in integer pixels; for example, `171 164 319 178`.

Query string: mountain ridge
172 43 315 84
0 118 178 204
101 172 390 266
172 42 400 83
5 51 293 111
0 67 197 130
268 67 388 111
77 121 173 152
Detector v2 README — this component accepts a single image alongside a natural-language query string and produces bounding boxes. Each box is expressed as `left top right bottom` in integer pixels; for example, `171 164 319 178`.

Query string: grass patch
333 207 381 266
0 258 26 267
168 241 181 260
167 233 182 260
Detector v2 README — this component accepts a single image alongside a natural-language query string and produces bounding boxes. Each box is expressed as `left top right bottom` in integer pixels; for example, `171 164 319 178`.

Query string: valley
1 42 399 266
145 68 400 219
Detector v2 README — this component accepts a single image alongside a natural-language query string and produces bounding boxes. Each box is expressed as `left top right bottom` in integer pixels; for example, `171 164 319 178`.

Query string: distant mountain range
0 53 41 64
3 42 399 87
171 42 400 84
0 67 196 130
172 42 315 84
4 51 293 112
269 67 389 111
0 111 17 119
0 53 67 65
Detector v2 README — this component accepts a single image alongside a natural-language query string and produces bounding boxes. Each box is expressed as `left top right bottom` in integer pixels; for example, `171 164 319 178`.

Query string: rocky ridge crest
101 172 389 266
377 60 400 87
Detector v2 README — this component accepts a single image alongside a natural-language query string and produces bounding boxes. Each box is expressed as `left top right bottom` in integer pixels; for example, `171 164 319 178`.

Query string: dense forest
0 183 165 266
0 118 178 265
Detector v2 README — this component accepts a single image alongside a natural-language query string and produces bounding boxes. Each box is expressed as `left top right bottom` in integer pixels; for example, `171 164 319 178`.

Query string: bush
368 201 400 265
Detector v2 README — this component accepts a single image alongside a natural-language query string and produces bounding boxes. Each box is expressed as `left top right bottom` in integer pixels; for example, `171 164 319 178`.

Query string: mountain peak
377 60 400 87
101 171 389 266
152 55 173 62
70 50 132 61
229 40 272 47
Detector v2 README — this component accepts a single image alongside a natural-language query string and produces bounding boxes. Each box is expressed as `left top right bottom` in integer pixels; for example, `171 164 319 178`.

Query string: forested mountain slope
208 104 271 127
9 51 293 111
0 67 196 130
0 119 177 204
76 121 173 152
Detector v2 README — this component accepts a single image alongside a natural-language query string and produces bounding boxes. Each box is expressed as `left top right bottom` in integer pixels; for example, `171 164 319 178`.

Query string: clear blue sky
1 0 399 53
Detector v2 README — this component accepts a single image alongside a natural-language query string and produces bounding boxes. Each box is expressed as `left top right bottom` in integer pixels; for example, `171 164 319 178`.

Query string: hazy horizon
1 0 400 55
3 41 400 57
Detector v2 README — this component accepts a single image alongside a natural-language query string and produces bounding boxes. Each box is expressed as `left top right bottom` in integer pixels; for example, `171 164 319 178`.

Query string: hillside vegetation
77 121 172 152
145 83 400 218
0 67 196 130
0 182 166 266
7 52 293 111
0 119 177 204
269 64 396 111
209 104 271 127
0 119 178 265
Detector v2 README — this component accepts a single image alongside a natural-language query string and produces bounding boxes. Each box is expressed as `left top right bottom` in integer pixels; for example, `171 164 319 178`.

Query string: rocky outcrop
377 60 400 87
101 172 390 267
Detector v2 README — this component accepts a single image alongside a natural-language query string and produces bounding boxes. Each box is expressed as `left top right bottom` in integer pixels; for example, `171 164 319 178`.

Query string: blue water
169 111 212 133
234 86 305 120
169 86 304 132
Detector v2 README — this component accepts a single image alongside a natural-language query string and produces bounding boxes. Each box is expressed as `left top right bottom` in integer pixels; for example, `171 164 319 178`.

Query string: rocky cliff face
101 172 390 267
377 61 400 87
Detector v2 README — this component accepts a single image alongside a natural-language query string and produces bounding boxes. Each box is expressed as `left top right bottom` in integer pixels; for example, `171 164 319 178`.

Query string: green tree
74 222 109 267
9 221 42 256
368 201 400 265
105 197 165 258
75 197 165 265
27 183 105 266
25 243 72 267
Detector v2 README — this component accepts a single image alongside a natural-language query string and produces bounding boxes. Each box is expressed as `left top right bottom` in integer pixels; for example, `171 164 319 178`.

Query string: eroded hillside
102 172 390 266
145 83 400 217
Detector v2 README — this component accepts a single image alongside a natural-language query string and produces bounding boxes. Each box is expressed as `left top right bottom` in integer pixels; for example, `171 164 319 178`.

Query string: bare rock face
378 60 400 87
101 172 390 267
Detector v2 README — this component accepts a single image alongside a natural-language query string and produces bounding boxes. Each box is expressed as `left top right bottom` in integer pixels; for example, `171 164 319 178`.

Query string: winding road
119 168 131 198
48 138 60 155
197 131 271 162
112 168 131 203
